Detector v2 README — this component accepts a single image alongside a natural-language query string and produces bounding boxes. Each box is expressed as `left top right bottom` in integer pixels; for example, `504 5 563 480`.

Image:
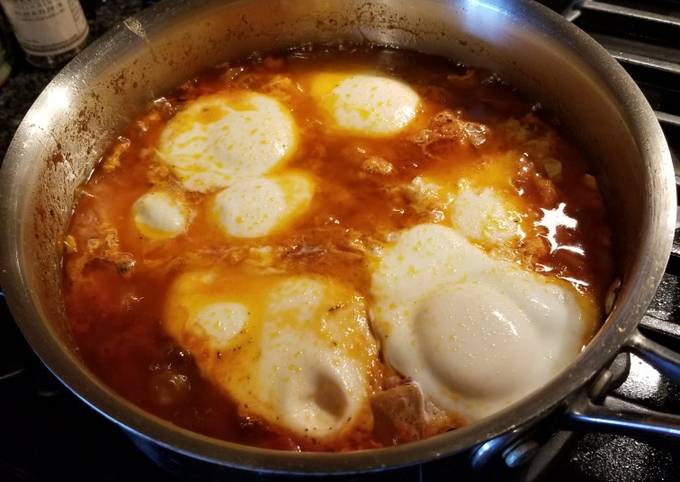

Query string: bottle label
1 0 89 56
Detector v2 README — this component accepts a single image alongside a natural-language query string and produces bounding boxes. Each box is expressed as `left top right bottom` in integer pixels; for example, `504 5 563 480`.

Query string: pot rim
0 0 675 474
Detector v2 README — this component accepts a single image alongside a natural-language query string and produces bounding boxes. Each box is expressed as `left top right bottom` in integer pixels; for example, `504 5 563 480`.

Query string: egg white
369 224 596 422
158 92 298 192
397 171 529 250
449 181 524 246
164 270 378 442
132 191 188 239
311 73 420 136
211 171 314 238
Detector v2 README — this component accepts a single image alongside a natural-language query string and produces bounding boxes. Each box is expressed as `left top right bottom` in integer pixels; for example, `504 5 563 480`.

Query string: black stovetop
1 1 679 481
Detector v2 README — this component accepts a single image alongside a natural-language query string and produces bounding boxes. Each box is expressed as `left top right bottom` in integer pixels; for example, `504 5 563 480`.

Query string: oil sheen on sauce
62 46 613 451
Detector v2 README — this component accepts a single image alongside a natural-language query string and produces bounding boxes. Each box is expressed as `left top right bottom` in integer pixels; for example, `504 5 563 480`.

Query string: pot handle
625 329 680 383
472 329 680 478
562 328 680 441
564 394 680 441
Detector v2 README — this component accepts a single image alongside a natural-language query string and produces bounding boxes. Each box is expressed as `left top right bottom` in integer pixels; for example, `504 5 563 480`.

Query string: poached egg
369 223 597 421
210 171 314 238
158 92 298 192
132 191 188 239
164 269 379 443
311 73 420 137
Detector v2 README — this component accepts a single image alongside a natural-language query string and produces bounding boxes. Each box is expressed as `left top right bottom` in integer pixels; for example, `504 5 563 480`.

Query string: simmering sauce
62 46 613 451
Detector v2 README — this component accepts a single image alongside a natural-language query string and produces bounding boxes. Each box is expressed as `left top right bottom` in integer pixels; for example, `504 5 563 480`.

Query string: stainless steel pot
1 0 679 475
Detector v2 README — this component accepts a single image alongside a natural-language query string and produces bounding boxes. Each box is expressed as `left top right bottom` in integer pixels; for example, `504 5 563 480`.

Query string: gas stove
1 1 679 481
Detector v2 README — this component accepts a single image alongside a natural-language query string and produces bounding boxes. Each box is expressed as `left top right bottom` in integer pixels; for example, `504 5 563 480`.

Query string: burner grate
565 1 680 172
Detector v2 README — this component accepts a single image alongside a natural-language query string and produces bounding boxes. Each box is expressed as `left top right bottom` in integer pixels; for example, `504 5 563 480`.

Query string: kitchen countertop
0 0 146 159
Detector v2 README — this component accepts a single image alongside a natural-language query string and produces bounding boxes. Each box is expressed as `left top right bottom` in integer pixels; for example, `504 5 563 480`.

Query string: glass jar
0 0 89 68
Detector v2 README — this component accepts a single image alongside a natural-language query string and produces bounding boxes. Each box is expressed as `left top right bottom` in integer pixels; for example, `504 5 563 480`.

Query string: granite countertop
0 0 146 160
